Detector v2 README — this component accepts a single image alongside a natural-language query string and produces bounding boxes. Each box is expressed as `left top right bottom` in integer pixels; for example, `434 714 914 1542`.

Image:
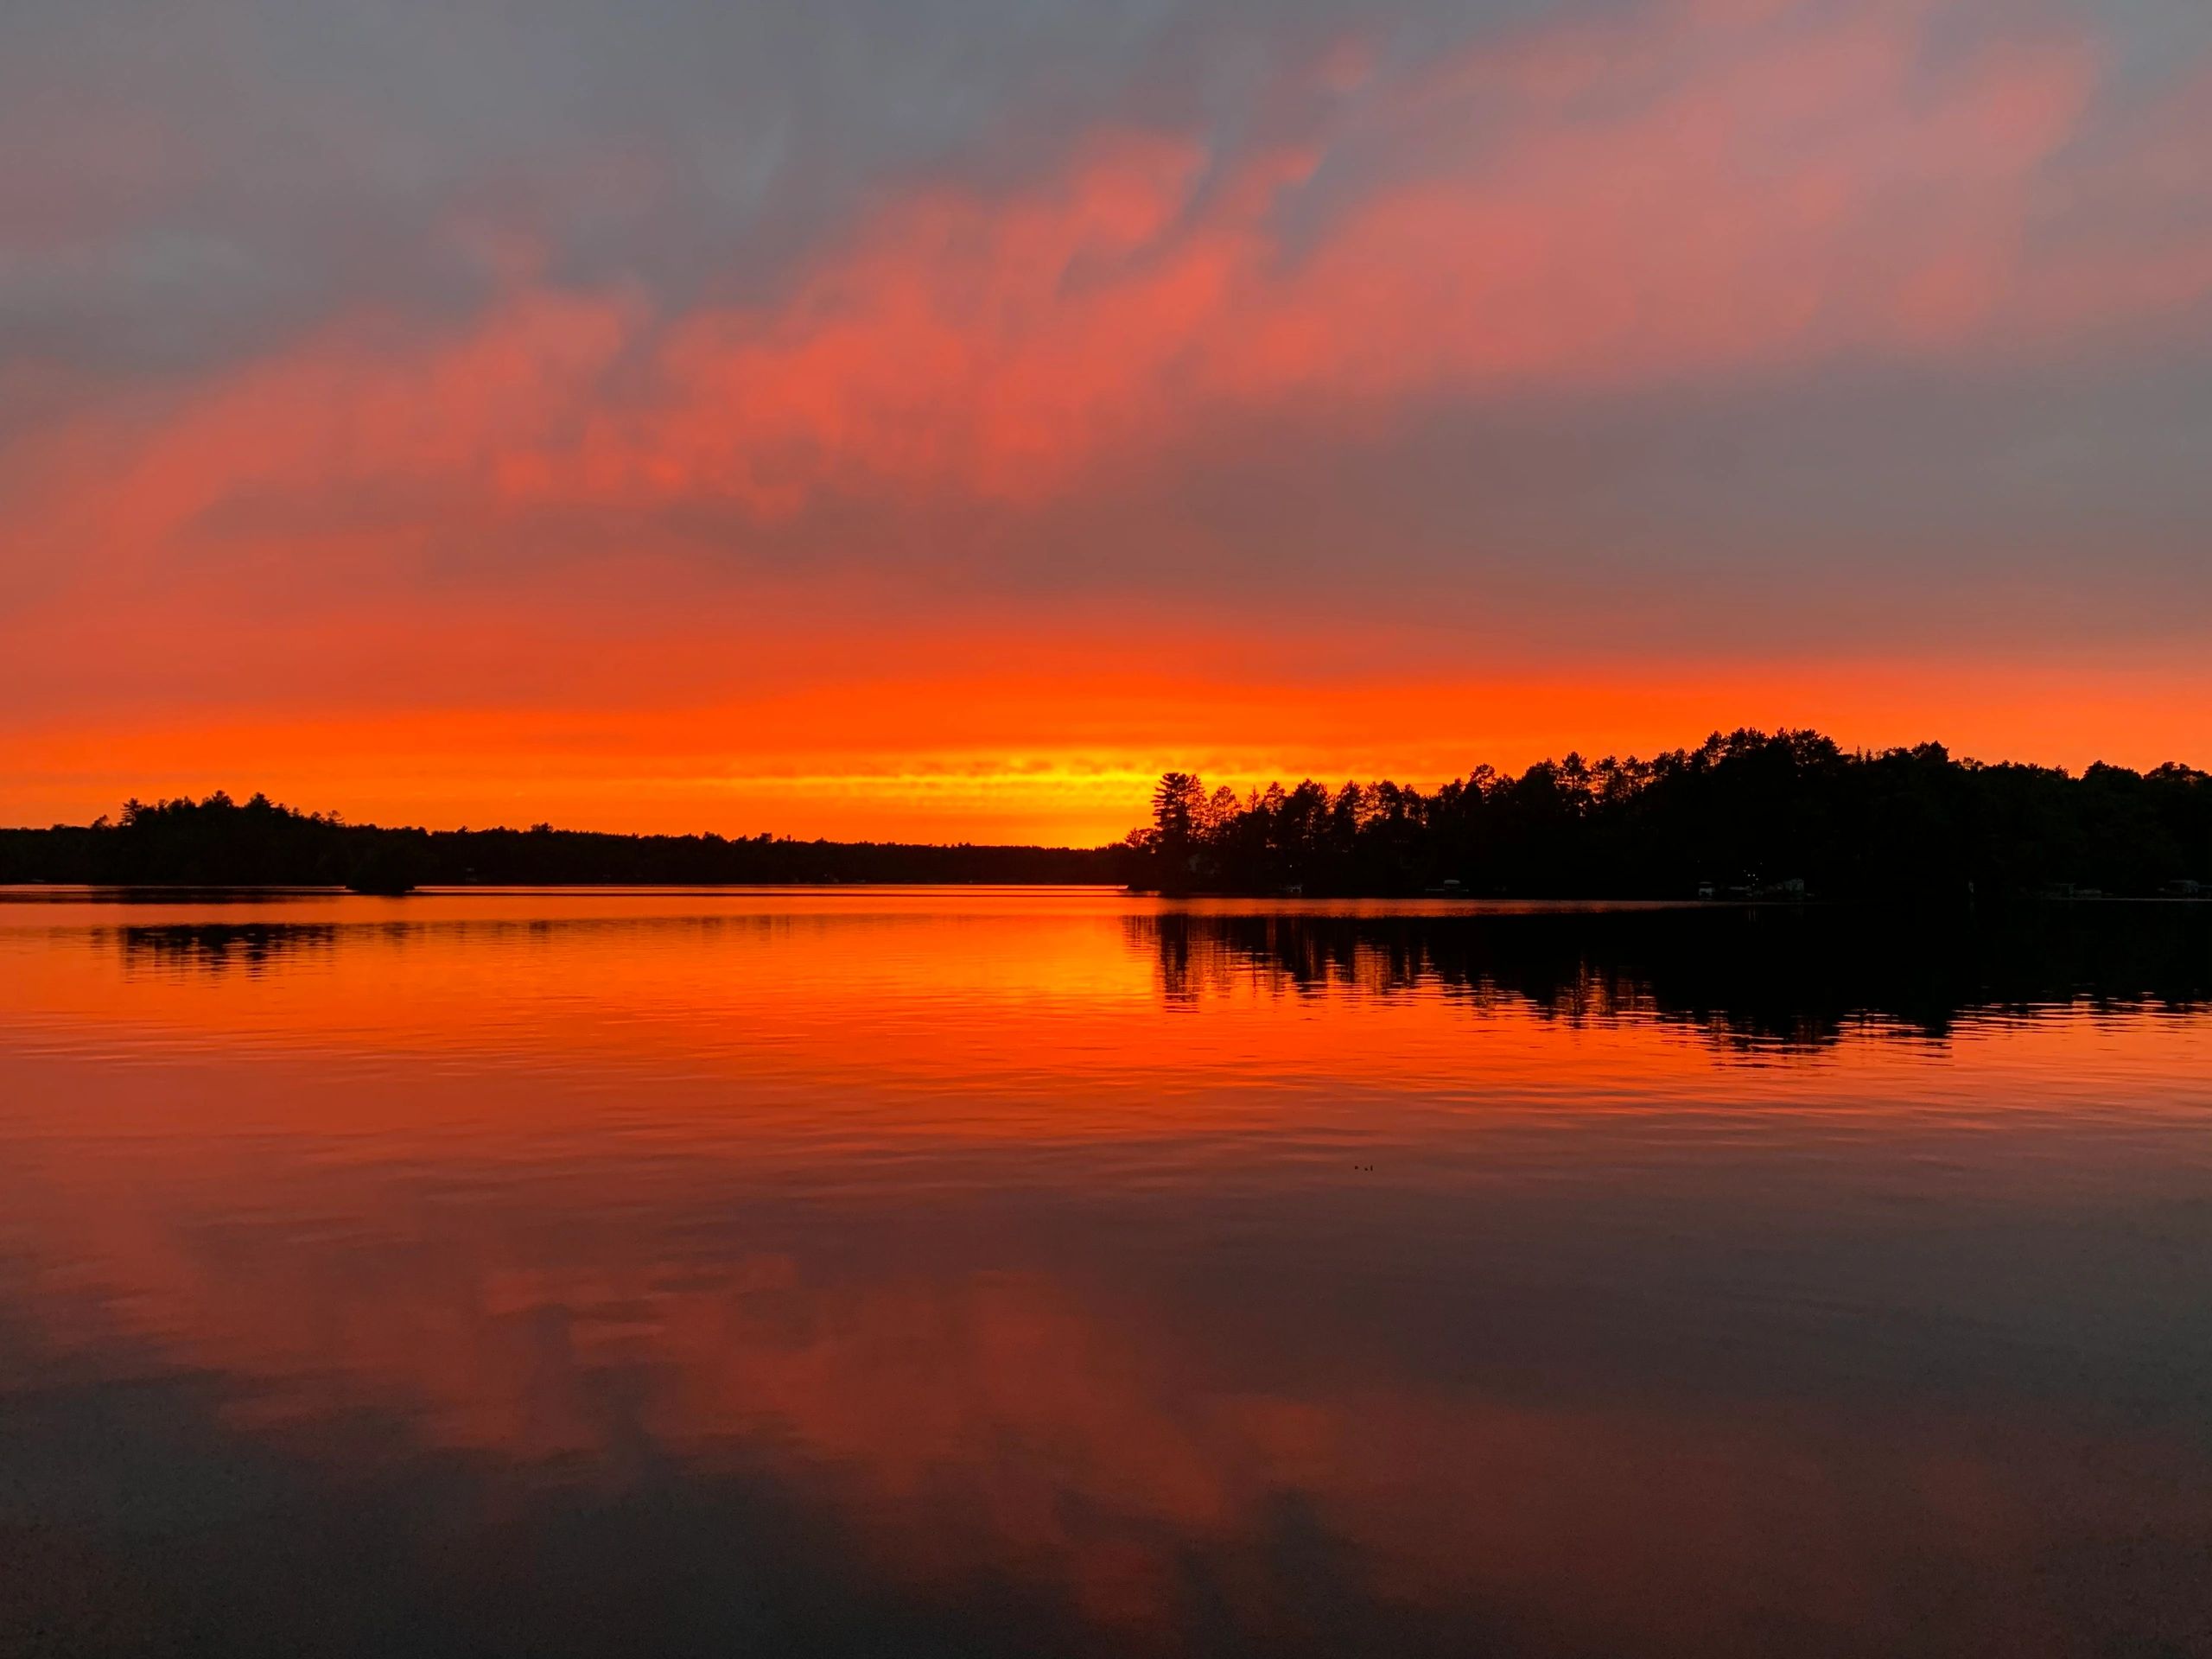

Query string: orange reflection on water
3 891 2211 1654
8 889 2206 1140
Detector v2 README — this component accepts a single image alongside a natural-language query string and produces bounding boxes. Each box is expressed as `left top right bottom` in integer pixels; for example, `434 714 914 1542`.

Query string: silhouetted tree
1153 772 1207 848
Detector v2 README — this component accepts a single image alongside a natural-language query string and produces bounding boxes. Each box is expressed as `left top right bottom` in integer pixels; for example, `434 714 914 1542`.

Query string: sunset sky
4 0 2209 844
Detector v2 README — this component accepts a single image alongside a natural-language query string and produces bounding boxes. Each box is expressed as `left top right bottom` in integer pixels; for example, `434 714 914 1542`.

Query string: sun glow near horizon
10 657 2209 844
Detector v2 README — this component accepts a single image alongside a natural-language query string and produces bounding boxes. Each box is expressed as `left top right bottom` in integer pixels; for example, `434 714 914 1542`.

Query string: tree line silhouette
3 728 2206 897
1128 728 2210 899
0 792 1122 890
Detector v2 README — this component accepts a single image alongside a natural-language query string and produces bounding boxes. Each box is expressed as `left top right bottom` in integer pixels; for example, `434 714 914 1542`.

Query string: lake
3 889 2209 1656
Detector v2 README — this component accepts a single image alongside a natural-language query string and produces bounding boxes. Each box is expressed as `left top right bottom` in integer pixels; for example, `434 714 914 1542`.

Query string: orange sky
3 0 2209 842
7 655 2211 844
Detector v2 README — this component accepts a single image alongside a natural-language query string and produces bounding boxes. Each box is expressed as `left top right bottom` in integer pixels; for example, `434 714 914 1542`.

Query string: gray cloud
3 0 2209 656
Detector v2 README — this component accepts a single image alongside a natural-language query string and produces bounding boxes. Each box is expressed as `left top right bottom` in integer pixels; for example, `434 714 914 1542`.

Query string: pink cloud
14 0 2202 565
483 0 2151 513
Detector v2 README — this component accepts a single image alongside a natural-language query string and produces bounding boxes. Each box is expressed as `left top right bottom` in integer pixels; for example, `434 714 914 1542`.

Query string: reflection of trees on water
1128 907 2212 1052
115 924 345 976
111 912 834 979
103 906 2212 1048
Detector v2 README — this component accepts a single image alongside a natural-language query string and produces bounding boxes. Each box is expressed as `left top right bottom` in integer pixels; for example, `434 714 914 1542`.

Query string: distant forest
0 795 1122 890
3 728 2207 898
1125 728 2209 900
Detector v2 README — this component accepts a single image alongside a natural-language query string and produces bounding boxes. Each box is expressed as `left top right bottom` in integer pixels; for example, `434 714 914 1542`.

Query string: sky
3 0 2209 844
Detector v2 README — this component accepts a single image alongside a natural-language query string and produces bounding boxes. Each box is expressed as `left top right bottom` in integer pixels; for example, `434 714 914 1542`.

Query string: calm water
3 889 2210 1657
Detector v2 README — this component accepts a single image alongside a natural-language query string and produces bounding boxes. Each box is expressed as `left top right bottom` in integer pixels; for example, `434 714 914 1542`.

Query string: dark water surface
3 889 2210 1657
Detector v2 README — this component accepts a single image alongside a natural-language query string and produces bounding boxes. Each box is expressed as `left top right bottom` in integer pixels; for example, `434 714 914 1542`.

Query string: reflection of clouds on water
7 1181 2209 1659
1127 908 2212 1051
